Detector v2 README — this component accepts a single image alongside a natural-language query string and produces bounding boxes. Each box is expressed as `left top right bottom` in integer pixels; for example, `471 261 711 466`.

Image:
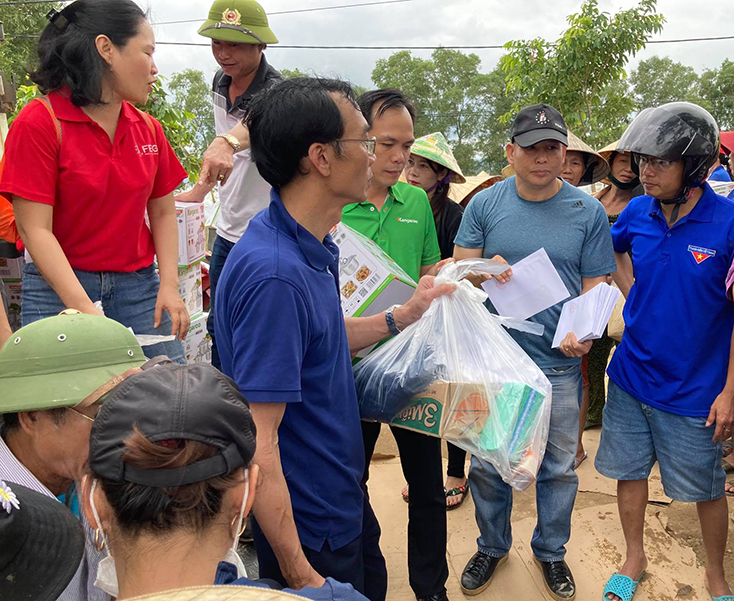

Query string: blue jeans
596 380 725 502
469 365 582 562
207 235 236 371
21 262 185 364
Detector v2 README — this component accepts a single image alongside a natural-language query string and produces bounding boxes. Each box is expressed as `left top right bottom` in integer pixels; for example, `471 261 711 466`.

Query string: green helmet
0 314 146 413
198 0 279 45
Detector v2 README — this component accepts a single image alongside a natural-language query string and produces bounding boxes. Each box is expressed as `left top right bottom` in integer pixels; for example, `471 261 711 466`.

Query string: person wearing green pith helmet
0 311 159 601
194 0 283 371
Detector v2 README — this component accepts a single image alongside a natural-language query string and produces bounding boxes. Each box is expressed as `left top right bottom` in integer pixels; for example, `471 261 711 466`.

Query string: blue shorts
595 380 725 502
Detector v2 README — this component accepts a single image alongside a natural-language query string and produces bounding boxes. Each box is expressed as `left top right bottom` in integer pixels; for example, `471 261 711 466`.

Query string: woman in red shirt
1 0 189 362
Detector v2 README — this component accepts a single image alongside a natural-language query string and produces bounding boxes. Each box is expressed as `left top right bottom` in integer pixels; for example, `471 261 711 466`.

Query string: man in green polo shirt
342 89 448 601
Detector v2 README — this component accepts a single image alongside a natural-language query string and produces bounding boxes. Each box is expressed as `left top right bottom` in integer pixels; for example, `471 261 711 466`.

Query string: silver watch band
385 305 402 336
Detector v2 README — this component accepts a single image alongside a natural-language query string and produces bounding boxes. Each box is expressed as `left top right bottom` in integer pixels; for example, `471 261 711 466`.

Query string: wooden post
0 71 15 160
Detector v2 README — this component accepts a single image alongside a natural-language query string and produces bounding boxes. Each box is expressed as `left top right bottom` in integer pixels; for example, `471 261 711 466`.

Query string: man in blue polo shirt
214 77 455 601
596 102 734 601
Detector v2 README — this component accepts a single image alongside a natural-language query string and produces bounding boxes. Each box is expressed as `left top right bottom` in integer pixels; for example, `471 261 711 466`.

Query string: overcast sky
144 0 734 88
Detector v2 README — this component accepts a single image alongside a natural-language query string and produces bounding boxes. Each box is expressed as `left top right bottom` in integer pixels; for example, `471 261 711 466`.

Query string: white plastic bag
354 258 553 490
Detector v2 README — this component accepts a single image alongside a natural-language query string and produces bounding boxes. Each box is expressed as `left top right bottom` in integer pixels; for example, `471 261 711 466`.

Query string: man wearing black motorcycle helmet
598 102 734 601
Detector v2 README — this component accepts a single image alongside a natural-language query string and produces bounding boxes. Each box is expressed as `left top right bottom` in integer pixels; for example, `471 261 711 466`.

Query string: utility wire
150 35 734 49
0 0 411 8
0 0 65 5
151 0 415 26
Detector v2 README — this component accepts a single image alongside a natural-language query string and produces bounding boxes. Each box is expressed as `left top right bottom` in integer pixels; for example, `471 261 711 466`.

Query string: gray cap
89 364 256 487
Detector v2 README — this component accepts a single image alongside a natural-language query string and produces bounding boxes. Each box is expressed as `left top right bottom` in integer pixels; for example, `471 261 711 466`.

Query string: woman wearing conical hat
404 132 471 509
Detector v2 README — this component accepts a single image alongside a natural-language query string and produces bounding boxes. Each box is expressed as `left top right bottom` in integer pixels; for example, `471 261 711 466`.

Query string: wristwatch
385 304 402 336
216 133 241 153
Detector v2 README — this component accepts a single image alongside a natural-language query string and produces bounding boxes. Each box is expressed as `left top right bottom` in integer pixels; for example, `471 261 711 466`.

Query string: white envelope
482 248 571 321
552 283 622 348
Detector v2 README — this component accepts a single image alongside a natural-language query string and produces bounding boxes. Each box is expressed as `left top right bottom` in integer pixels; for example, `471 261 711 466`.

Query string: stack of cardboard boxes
0 242 23 332
175 201 212 364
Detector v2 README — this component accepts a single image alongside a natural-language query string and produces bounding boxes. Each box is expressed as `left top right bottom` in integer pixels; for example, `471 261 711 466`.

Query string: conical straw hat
410 132 466 184
448 172 503 203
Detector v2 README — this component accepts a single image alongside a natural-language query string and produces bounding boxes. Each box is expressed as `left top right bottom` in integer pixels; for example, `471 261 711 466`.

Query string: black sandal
446 483 469 511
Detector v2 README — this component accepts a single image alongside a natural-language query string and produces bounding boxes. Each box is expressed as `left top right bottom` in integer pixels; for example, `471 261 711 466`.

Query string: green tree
501 0 665 147
700 59 734 130
168 69 215 156
0 3 59 86
280 67 367 97
629 56 703 110
279 68 309 79
138 77 199 181
372 48 511 174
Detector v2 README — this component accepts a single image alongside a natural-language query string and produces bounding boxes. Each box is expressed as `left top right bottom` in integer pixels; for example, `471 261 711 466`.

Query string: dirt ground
237 426 733 600
367 426 732 601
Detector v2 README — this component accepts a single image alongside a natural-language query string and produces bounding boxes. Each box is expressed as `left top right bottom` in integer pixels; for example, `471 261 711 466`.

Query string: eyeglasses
334 137 376 155
67 406 96 423
636 155 675 171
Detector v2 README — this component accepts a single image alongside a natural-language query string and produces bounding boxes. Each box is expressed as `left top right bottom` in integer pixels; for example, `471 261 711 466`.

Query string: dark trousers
446 441 467 479
206 234 236 371
252 493 388 601
362 421 448 598
587 329 617 424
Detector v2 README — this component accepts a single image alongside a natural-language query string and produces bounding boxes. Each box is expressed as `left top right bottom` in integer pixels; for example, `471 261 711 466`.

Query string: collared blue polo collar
267 190 338 271
647 182 717 226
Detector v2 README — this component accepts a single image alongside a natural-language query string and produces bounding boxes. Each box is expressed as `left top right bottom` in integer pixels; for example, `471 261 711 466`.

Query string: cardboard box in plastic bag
390 381 490 438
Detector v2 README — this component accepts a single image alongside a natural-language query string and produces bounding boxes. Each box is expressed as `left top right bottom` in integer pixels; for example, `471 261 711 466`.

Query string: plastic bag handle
492 315 545 336
436 258 511 284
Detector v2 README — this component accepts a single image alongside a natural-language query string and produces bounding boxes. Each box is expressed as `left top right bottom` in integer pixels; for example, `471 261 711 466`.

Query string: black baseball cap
0 481 85 601
89 364 257 487
511 103 568 148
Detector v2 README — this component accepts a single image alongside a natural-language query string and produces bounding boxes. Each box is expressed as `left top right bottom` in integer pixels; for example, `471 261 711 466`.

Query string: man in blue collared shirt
215 77 455 601
596 103 734 601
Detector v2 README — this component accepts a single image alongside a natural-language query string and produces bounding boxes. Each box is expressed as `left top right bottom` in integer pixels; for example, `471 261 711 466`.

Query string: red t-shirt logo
136 143 159 156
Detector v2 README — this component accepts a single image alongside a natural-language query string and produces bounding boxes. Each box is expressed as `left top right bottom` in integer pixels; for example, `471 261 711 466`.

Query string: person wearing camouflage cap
0 312 150 601
194 0 283 372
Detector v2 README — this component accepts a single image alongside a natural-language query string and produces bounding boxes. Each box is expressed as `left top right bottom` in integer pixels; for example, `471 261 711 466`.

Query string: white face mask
89 468 251 597
89 479 119 598
224 468 250 579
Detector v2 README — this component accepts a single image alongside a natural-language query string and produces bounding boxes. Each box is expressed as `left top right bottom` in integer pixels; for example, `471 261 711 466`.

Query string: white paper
482 248 570 321
552 283 622 348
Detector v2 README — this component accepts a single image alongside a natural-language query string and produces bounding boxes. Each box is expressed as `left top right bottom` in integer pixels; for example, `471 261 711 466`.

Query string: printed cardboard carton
0 257 23 280
176 201 206 266
178 262 203 317
330 222 416 318
390 381 490 439
184 312 212 364
2 279 22 332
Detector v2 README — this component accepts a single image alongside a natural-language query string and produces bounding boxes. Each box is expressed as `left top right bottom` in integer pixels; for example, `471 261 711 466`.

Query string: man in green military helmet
195 0 283 372
0 312 153 601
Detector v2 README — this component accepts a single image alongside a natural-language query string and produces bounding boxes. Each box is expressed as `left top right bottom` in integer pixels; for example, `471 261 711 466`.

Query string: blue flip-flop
602 572 643 601
709 593 734 601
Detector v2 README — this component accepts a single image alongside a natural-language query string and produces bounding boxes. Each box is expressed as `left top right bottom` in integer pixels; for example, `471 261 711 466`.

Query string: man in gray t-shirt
454 104 615 601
